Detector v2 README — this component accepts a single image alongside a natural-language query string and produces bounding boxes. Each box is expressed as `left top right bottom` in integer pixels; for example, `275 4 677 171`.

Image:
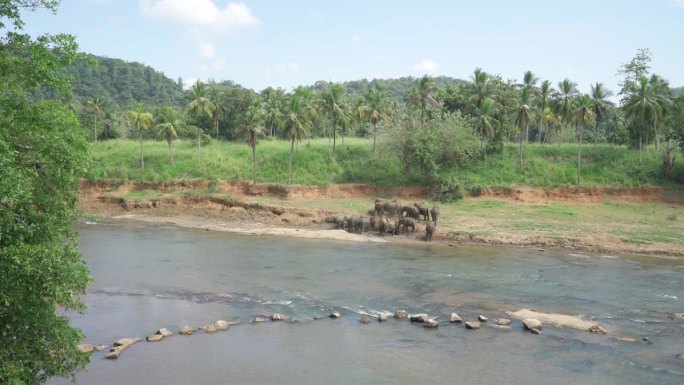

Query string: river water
49 222 684 385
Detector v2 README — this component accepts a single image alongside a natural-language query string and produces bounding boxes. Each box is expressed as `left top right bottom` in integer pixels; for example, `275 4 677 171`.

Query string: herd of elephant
325 199 440 241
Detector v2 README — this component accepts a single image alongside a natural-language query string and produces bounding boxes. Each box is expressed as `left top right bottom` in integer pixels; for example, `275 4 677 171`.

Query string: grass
87 138 683 190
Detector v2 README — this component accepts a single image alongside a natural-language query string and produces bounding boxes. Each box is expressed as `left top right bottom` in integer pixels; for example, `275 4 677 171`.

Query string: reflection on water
48 222 684 385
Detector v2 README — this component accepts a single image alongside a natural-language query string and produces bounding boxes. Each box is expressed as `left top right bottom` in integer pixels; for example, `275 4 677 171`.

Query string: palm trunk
519 125 524 170
332 116 337 162
654 119 660 150
197 128 201 163
420 104 425 130
167 139 173 164
93 115 98 142
139 129 144 170
252 146 257 184
538 101 545 144
215 117 219 140
372 123 377 152
288 137 295 184
483 139 488 167
559 123 563 147
577 125 584 184
639 131 643 165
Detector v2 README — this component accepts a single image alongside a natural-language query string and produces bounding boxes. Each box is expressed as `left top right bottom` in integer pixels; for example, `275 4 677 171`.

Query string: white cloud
666 0 684 8
198 43 215 59
413 59 438 73
139 0 261 36
351 34 362 43
245 62 300 77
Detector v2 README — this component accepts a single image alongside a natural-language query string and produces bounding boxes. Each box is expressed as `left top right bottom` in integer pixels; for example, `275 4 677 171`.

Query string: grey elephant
414 202 430 221
402 205 420 221
379 217 397 236
398 217 416 233
425 222 435 241
430 205 440 225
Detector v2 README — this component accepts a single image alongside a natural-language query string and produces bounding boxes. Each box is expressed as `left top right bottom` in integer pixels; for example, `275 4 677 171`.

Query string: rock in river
523 318 543 331
449 313 462 323
77 344 94 353
214 320 230 330
394 310 407 319
156 328 173 337
465 321 481 330
410 313 430 323
329 312 341 319
497 318 511 326
378 313 388 322
146 334 164 342
180 325 196 335
423 319 439 328
478 315 488 322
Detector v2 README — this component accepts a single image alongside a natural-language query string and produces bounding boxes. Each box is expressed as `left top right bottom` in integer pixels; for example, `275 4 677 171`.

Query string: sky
18 0 684 95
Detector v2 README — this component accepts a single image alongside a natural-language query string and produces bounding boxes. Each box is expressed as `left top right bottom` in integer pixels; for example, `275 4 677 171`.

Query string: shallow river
49 221 684 385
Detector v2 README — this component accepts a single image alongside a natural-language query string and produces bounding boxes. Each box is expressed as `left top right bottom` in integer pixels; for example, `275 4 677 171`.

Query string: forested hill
326 76 469 103
63 54 187 108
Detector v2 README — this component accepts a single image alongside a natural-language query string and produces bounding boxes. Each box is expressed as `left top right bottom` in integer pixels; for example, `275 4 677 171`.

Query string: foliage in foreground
1 1 91 384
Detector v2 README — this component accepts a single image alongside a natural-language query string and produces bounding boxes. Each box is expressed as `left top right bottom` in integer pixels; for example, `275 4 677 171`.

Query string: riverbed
48 221 684 384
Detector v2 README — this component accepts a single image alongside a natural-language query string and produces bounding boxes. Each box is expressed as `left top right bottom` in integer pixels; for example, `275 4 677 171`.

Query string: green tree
236 105 265 184
407 75 441 130
0 2 92 384
320 83 348 161
647 74 671 150
282 91 311 184
467 68 494 112
187 81 216 163
589 82 614 146
624 76 664 163
207 86 224 140
575 94 594 184
515 87 533 169
154 107 185 163
262 87 284 136
555 78 578 146
617 48 652 103
358 86 392 152
472 98 500 166
86 96 104 141
127 103 153 170
537 80 553 143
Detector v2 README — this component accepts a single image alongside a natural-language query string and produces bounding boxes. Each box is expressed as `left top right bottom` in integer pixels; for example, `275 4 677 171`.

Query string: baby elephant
430 205 440 225
425 222 435 242
398 217 416 233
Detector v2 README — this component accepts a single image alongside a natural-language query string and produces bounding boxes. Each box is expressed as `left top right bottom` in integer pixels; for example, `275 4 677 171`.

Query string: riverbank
78 181 684 257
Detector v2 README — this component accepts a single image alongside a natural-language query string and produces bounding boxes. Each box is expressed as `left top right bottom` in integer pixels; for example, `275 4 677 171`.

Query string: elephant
414 202 430 221
398 217 416 233
370 215 381 230
375 199 402 217
402 205 420 221
430 205 440 225
425 222 435 241
361 217 370 233
379 217 397 236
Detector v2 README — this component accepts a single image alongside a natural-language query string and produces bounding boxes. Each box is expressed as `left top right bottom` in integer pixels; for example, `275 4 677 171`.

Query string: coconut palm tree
537 80 553 143
236 105 265 184
87 96 105 141
647 74 671 150
127 103 153 170
555 78 578 146
515 88 533 170
473 98 500 166
407 75 440 130
187 81 216 163
282 91 311 184
320 83 348 161
624 76 663 163
262 87 284 136
467 68 494 112
154 107 185 164
207 86 224 140
589 82 614 147
358 86 392 152
575 94 594 184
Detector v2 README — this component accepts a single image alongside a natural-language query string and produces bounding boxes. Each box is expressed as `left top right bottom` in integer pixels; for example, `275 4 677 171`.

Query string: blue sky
20 0 684 94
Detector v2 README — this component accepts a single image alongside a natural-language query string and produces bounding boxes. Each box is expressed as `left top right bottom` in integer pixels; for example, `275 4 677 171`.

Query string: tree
537 80 553 143
320 83 348 161
520 70 538 142
207 86 223 140
467 68 494 112
589 83 614 146
358 86 392 152
647 74 672 150
575 94 594 184
282 91 311 184
617 48 652 103
407 75 440 130
624 76 664 163
154 107 185 163
236 105 265 184
127 103 153 170
86 96 104 141
1 2 92 384
262 87 284 136
473 98 500 166
187 81 216 163
555 78 578 146
515 87 533 169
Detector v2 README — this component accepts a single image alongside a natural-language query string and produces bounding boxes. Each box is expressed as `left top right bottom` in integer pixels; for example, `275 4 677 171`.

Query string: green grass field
87 138 682 189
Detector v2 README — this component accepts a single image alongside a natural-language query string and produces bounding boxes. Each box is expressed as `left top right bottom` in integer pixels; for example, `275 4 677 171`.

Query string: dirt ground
78 181 684 257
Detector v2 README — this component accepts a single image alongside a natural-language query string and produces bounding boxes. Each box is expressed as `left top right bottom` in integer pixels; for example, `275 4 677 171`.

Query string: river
48 221 684 384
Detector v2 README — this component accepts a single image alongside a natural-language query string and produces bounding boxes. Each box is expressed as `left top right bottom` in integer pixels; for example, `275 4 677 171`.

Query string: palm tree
127 103 153 170
87 96 105 141
236 105 265 184
187 81 216 163
358 86 392 152
207 86 224 140
647 74 671 150
407 75 440 130
320 83 348 161
589 82 615 147
262 87 284 136
575 94 594 184
154 107 185 164
282 91 311 184
624 76 663 163
467 68 494 112
515 88 533 170
556 78 578 146
537 80 553 143
473 98 500 166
